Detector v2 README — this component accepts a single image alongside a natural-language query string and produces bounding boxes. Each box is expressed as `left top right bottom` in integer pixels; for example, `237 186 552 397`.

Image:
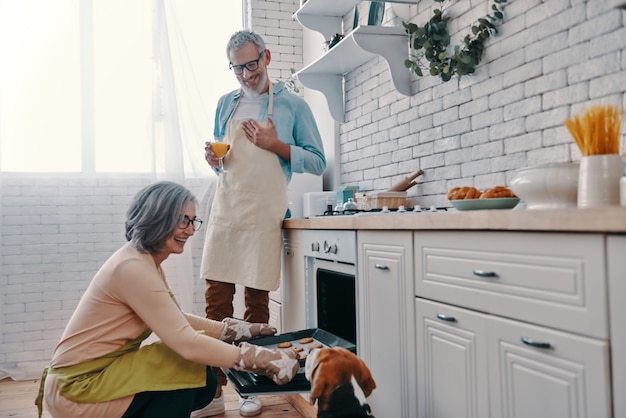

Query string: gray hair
226 29 266 58
125 181 198 254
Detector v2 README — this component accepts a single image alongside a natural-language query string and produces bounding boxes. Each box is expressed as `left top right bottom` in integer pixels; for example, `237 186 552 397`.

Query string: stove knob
311 242 320 252
323 241 338 254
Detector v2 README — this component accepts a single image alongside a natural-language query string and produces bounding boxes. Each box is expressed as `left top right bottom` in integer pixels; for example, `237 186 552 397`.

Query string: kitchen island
282 207 626 418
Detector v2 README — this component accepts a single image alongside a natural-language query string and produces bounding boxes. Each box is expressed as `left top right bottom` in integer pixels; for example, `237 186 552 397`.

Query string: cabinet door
416 298 489 418
280 229 306 332
487 315 611 418
358 231 416 418
608 235 625 418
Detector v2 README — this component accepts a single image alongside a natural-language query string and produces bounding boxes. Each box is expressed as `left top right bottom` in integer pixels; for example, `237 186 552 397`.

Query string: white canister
621 176 626 206
577 154 625 208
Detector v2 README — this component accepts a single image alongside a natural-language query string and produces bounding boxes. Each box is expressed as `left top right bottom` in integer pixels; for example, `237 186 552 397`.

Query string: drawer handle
473 270 498 278
436 313 457 322
374 264 390 270
521 336 552 349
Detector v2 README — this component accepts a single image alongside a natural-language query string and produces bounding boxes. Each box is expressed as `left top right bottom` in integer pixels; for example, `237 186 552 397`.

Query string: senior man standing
200 29 326 417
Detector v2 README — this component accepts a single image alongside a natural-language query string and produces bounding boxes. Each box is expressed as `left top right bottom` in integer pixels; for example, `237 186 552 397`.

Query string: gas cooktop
319 205 449 217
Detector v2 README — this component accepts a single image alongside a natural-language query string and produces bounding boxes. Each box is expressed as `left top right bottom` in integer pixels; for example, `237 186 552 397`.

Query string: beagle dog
305 346 376 417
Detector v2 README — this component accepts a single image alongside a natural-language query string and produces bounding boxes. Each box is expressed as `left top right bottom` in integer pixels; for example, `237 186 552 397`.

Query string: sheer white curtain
0 1 240 314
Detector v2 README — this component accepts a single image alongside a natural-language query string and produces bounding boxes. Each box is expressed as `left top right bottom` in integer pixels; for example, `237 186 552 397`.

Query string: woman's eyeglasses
178 215 203 231
229 51 265 75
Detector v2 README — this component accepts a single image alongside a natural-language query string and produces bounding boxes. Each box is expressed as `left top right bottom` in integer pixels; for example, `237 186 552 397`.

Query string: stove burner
322 209 365 216
320 207 449 216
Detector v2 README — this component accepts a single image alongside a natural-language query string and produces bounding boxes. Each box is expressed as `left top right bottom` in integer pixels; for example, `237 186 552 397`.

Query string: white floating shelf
294 0 416 36
295 25 411 122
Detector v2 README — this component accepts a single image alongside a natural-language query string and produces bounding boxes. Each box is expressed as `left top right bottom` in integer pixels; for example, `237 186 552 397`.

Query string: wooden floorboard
0 378 316 418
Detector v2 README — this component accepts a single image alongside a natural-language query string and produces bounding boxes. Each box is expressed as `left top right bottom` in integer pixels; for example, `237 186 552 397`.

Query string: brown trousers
204 280 270 391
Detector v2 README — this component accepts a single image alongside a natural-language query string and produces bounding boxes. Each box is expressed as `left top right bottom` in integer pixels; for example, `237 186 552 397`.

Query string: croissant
447 186 482 200
480 186 516 199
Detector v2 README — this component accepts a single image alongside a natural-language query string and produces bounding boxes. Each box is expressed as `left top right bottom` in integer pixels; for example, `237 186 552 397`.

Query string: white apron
201 83 288 291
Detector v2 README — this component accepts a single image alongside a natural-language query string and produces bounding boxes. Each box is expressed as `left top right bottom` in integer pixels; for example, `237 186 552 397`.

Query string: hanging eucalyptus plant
403 0 507 82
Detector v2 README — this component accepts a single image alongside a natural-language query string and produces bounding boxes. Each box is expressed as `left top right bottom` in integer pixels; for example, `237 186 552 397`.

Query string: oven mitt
234 342 299 385
220 317 277 344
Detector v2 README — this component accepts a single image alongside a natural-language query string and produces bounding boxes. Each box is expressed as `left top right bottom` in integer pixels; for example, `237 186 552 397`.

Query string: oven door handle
374 263 390 270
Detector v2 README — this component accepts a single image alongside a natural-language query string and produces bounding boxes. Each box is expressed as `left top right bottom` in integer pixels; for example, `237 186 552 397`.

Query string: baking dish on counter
224 328 356 396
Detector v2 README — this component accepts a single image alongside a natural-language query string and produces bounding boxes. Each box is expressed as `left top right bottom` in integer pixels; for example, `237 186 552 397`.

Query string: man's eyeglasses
178 215 203 231
229 51 265 75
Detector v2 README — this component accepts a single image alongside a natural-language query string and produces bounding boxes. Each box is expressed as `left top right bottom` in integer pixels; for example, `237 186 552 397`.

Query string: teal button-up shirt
213 81 326 183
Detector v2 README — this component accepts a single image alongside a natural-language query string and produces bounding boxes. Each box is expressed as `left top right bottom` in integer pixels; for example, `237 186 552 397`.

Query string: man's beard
240 72 267 97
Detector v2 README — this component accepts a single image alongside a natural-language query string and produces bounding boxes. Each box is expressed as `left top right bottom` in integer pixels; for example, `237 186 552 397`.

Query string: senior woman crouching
35 181 298 418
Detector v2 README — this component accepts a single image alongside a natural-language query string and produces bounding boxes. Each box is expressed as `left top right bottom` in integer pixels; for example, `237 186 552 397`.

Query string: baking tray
224 328 356 396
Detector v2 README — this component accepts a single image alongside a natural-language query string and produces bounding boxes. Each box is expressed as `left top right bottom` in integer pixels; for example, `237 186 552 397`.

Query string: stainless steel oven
302 230 358 349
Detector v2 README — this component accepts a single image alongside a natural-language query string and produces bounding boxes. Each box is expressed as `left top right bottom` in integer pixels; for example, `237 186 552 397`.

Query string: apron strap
267 81 273 119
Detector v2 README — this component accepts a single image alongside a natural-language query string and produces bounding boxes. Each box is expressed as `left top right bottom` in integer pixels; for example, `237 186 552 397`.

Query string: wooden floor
0 378 316 418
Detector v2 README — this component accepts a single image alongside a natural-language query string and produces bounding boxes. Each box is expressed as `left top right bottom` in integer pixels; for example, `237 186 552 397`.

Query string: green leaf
404 0 506 82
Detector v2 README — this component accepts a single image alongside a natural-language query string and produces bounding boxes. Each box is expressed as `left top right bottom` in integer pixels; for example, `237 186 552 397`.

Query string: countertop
283 206 626 233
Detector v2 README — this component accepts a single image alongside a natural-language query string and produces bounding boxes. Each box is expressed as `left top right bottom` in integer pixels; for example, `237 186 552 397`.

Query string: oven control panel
302 230 357 264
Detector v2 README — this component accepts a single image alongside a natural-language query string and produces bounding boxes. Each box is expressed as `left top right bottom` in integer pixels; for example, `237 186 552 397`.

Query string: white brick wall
248 0 304 92
0 176 213 379
339 0 626 207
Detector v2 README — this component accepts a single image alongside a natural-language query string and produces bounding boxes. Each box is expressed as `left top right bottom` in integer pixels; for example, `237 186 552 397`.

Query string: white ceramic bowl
510 162 580 209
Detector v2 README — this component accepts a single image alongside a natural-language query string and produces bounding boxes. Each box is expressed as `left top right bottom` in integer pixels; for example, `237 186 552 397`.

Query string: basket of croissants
447 186 519 210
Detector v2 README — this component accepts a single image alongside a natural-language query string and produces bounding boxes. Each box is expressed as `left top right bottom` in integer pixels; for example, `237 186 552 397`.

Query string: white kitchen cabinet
357 231 417 418
279 229 307 332
607 235 626 418
416 298 489 418
414 231 612 418
487 313 610 418
416 298 611 418
293 1 413 122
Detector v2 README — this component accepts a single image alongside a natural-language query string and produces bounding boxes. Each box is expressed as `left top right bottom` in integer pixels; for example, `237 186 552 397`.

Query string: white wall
0 176 212 379
336 0 626 207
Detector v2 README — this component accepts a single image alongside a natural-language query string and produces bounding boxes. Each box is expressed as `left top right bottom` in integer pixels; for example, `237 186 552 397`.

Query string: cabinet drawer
414 231 607 339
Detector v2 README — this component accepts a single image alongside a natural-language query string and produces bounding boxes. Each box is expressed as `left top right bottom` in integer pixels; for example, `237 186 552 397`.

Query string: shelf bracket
295 25 411 122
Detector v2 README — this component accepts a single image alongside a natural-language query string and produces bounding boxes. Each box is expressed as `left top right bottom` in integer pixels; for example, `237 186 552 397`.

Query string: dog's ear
355 357 376 398
308 353 324 406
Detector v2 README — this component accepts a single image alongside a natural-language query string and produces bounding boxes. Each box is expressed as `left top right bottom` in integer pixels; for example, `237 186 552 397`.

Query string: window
0 0 241 174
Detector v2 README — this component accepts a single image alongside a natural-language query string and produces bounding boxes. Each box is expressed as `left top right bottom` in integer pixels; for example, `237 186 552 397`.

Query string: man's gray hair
226 29 266 58
125 181 198 254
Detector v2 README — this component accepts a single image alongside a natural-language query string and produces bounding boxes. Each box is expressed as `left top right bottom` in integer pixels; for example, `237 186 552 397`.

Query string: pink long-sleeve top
43 242 240 418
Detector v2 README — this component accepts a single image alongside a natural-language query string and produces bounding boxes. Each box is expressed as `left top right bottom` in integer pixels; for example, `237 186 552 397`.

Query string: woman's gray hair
226 29 266 58
125 181 198 254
